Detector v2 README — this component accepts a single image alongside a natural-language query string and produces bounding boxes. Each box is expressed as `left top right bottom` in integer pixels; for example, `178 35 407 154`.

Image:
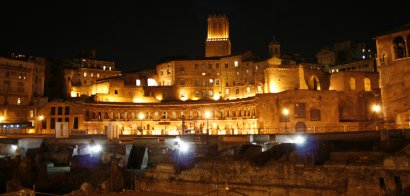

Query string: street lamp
204 111 211 135
138 113 145 134
282 108 289 132
372 104 381 130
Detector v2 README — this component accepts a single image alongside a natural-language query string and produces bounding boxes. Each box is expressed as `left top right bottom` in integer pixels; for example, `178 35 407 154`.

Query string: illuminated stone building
0 54 45 129
375 24 410 126
32 15 384 138
65 57 121 98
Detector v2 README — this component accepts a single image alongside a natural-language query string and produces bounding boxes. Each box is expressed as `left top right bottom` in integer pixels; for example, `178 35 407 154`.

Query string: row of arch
85 107 257 121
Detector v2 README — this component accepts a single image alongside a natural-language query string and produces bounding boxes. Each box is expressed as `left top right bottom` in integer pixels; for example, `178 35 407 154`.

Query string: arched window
147 78 158 86
309 76 321 90
364 78 371 91
380 52 387 65
393 36 406 59
349 77 356 91
104 112 109 119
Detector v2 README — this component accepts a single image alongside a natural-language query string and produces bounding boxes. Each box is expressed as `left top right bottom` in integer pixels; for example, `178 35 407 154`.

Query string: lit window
103 66 106 70
90 73 94 77
97 73 100 78
202 73 206 76
209 90 213 96
109 66 112 71
17 98 21 105
136 79 141 86
84 72 87 77
234 61 238 67
19 74 22 79
147 78 158 86
209 79 213 84
246 87 251 94
226 89 229 95
362 55 365 59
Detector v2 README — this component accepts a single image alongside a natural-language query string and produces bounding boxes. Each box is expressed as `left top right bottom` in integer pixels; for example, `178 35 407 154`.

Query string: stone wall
136 144 410 195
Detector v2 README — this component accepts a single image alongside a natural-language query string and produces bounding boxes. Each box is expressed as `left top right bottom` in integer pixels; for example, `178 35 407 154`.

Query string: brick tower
205 14 231 57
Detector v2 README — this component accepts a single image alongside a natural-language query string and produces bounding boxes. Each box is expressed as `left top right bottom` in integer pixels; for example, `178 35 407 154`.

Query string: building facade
34 16 384 138
0 54 45 130
375 24 410 125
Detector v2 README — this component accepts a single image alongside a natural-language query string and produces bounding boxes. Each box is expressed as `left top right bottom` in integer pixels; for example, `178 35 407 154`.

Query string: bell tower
205 14 231 57
268 36 281 58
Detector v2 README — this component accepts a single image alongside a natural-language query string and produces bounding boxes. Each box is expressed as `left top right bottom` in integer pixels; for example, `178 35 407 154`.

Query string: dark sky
0 0 408 71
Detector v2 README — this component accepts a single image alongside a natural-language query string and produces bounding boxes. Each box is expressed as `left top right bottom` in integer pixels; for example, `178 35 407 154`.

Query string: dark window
310 109 321 121
58 107 63 115
179 80 185 86
294 103 306 118
236 89 239 94
195 64 198 70
394 176 402 192
58 118 62 122
393 36 406 59
225 63 228 68
50 107 56 115
41 120 47 129
115 90 118 94
50 118 55 129
74 117 79 129
379 178 385 189
65 118 69 122
216 63 220 69
208 64 212 69
98 112 102 120
180 67 185 74
65 106 70 115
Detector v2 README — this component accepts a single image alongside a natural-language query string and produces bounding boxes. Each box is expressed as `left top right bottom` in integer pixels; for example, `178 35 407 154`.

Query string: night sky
0 0 408 71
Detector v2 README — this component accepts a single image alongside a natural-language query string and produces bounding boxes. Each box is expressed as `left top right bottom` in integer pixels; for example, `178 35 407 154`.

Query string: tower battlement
205 14 231 57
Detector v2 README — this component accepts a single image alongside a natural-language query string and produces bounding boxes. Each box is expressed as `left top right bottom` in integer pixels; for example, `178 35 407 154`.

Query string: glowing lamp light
11 145 18 151
38 115 44 121
138 113 145 120
0 116 4 122
204 111 211 119
293 135 306 145
90 144 102 153
269 83 278 93
372 104 381 113
282 108 289 116
133 98 142 103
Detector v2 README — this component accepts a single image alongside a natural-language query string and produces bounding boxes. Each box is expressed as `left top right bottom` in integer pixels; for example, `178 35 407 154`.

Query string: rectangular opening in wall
394 176 402 192
50 118 55 129
379 177 385 189
73 117 78 129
